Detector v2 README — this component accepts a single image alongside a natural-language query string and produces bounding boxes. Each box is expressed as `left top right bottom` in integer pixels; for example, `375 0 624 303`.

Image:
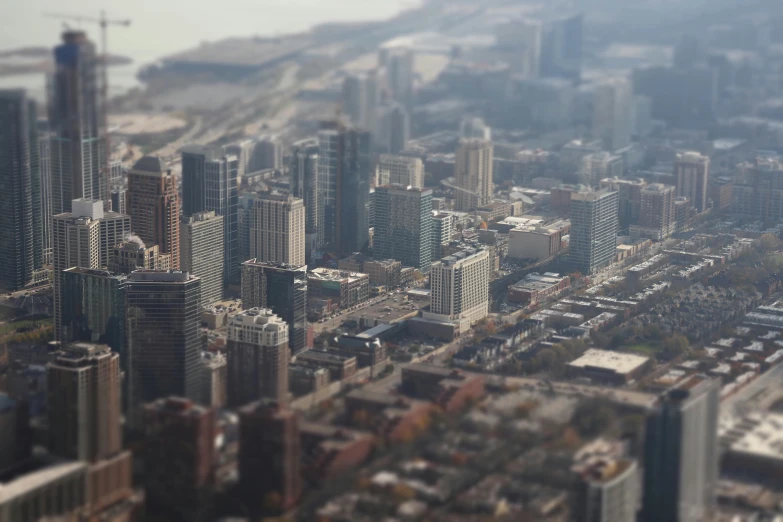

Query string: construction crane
44 11 131 209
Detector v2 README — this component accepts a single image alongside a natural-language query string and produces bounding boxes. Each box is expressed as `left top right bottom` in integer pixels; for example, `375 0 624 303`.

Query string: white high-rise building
568 189 619 276
376 154 423 188
426 248 490 331
249 193 305 267
181 210 225 305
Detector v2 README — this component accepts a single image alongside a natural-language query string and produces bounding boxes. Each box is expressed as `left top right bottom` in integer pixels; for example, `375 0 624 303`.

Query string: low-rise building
338 254 402 290
300 422 375 486
308 268 370 310
344 390 433 442
288 364 330 396
508 272 570 305
295 350 358 381
400 364 485 413
722 412 783 482
566 349 652 384
328 335 387 368
508 221 570 260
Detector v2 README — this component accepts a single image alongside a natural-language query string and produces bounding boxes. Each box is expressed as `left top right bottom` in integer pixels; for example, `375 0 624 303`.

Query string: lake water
0 0 414 100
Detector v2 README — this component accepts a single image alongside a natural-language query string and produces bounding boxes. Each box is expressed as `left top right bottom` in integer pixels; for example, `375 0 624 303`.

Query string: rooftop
567 349 649 375
309 267 368 283
726 412 783 463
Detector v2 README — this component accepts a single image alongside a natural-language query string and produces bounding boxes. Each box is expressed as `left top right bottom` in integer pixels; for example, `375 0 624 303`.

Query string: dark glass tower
0 90 37 291
49 31 106 214
126 271 202 409
290 139 321 261
374 185 433 273
241 260 307 354
181 145 238 283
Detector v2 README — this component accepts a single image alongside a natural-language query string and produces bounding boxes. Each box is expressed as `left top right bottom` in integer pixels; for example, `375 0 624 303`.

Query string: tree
662 334 689 358
757 234 782 254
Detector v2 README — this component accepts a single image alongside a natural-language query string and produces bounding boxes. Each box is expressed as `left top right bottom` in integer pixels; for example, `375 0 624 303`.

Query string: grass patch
624 343 662 355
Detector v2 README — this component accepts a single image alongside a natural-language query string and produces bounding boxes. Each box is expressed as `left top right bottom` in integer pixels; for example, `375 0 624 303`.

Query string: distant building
376 104 410 154
226 308 289 407
431 212 453 261
674 151 710 213
591 76 633 151
290 139 321 260
143 397 216 522
376 154 423 188
373 185 433 273
338 254 401 289
641 376 720 522
181 145 239 283
238 400 302 514
223 139 254 179
308 268 370 310
427 247 490 330
249 192 306 266
455 139 494 211
631 183 676 240
110 240 170 274
127 155 181 269
582 152 623 185
181 211 225 305
401 364 485 413
508 272 570 305
568 190 618 275
249 135 283 172
732 157 783 223
126 271 202 409
201 352 227 408
459 117 492 141
508 221 570 260
599 177 646 230
241 260 308 354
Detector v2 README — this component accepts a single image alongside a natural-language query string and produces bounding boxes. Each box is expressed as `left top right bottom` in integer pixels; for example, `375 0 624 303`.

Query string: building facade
249 192 306 267
632 183 676 240
675 151 710 213
127 155 181 269
181 211 225 305
290 139 321 260
455 139 494 211
373 185 433 273
226 308 290 407
568 190 619 275
376 154 423 188
428 248 490 329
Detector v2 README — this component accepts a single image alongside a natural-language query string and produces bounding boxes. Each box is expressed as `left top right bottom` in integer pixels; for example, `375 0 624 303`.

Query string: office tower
342 72 377 130
201 352 227 408
143 397 216 522
47 342 121 461
374 185 433 272
52 199 130 341
181 211 225 305
224 139 254 178
249 192 306 266
568 189 619 275
431 212 452 261
60 267 126 370
632 183 676 240
642 376 720 522
376 104 410 154
675 151 710 213
0 393 32 475
454 139 494 211
238 400 301 514
592 76 633 151
459 117 492 141
127 155 181 269
380 46 415 106
428 248 490 328
290 139 321 260
376 154 423 188
0 90 37 291
249 135 283 172
110 239 171 274
38 123 53 264
49 31 106 214
241 260 307 354
226 308 289 407
126 271 202 409
317 127 372 254
181 145 239 283
110 189 126 215
495 19 542 77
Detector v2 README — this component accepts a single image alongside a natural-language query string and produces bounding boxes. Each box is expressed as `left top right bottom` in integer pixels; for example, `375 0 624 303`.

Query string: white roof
567 349 649 375
728 412 783 463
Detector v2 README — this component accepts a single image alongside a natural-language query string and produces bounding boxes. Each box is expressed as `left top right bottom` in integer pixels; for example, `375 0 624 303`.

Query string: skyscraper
126 271 202 409
540 13 583 82
675 151 710 213
238 400 301 514
47 342 121 461
181 211 224 305
642 376 720 522
341 72 379 130
427 247 490 329
38 123 53 265
226 308 290 407
49 31 106 214
592 76 633 151
290 139 321 260
241 260 307 354
568 189 619 276
317 127 372 254
374 185 433 273
0 90 37 291
52 199 130 342
376 103 410 154
455 139 494 211
249 135 283 172
376 154 423 188
632 183 676 240
224 139 254 178
379 46 415 106
181 145 238 283
495 19 542 77
127 155 181 269
249 192 306 266
143 397 216 522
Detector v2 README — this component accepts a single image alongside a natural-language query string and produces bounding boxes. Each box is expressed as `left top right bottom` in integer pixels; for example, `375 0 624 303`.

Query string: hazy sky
1 0 414 63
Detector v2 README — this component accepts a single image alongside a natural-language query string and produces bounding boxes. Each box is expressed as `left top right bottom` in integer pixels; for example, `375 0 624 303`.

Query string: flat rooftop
567 349 649 375
726 412 783 463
